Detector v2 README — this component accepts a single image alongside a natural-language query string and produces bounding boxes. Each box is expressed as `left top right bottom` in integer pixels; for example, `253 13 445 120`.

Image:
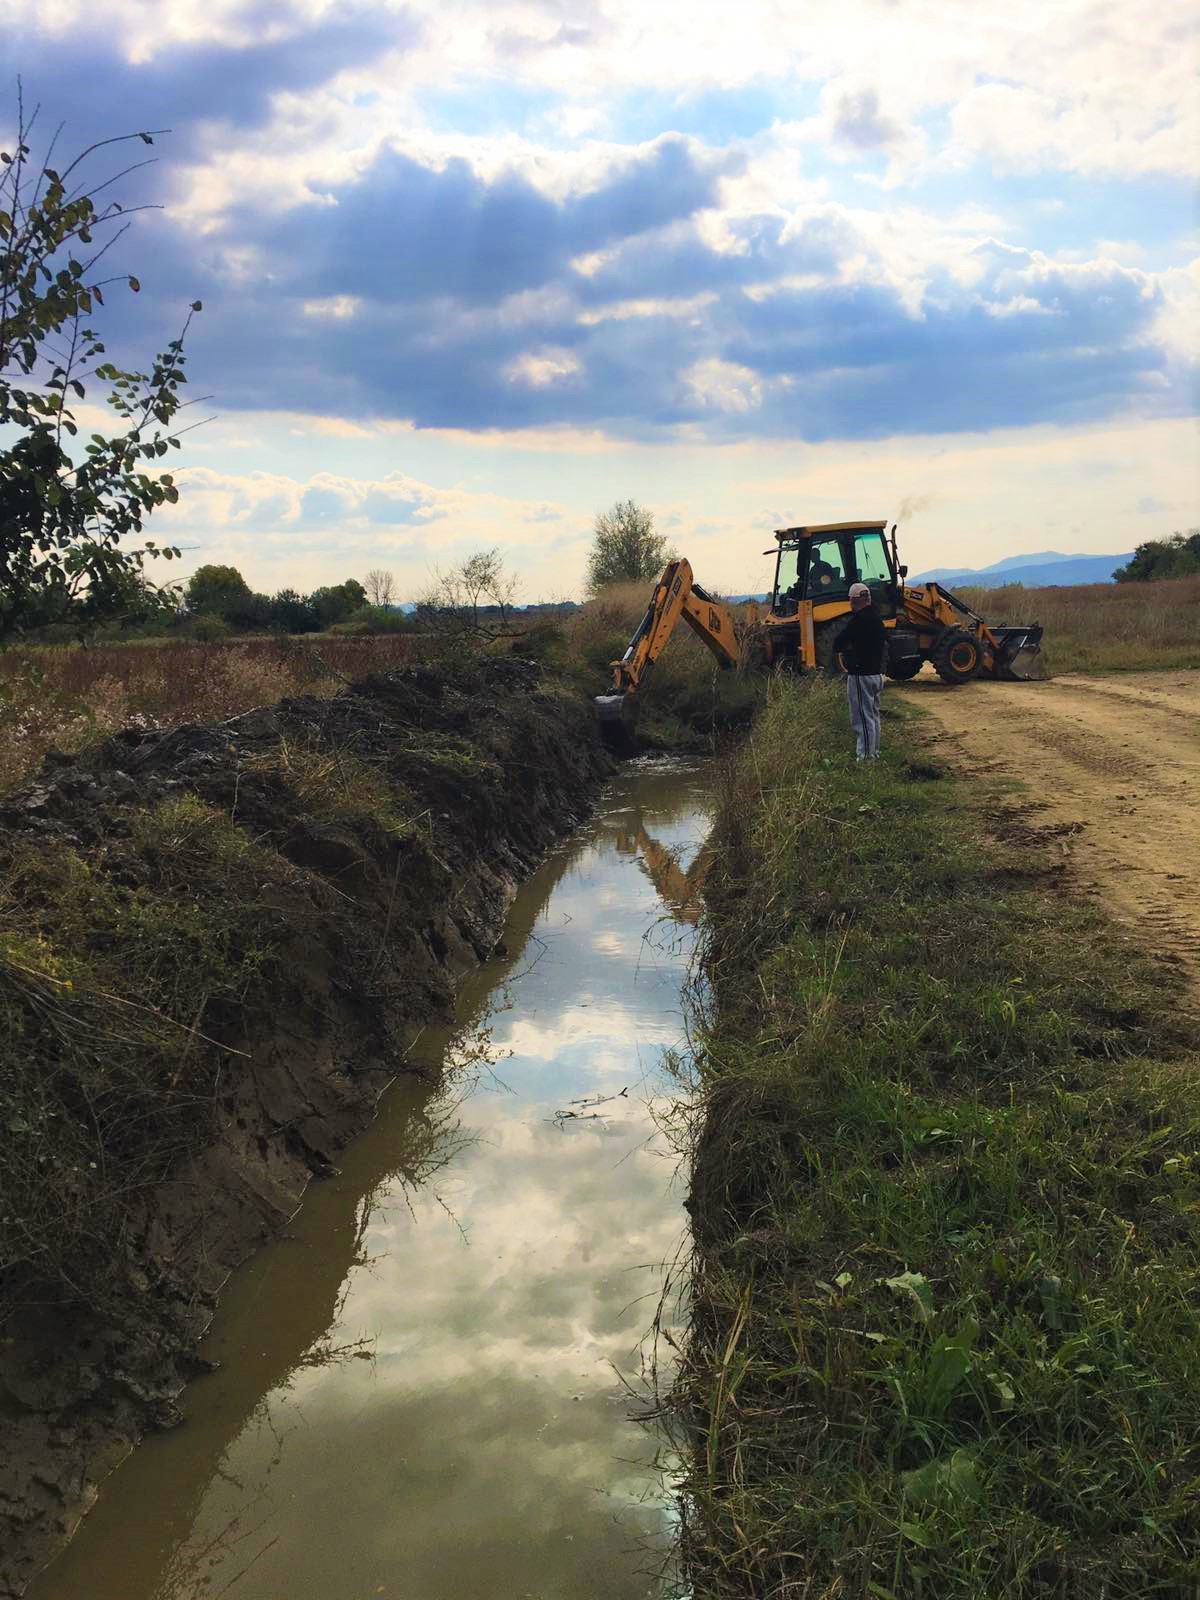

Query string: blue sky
6 0 1198 598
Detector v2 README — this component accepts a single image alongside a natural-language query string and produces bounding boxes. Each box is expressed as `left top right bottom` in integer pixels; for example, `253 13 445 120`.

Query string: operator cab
770 521 901 617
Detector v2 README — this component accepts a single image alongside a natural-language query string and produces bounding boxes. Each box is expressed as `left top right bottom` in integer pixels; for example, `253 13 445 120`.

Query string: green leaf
898 1521 934 1547
1039 1275 1065 1331
925 1320 977 1413
884 1271 934 1324
989 1374 1016 1409
901 1448 981 1507
128 275 140 293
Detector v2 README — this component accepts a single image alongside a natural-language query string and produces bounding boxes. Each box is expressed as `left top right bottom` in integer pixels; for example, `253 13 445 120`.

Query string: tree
364 567 396 606
185 563 251 617
585 499 669 593
1114 531 1200 583
0 95 202 641
416 549 520 643
269 588 319 633
310 578 367 628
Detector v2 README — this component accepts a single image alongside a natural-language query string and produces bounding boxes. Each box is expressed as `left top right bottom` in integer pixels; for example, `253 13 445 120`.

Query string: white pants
846 673 883 759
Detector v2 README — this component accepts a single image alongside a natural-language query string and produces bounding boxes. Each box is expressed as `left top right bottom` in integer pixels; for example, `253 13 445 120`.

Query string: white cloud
506 348 583 387
684 358 765 414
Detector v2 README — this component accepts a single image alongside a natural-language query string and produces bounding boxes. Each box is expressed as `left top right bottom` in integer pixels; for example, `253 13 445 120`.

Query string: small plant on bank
0 92 203 641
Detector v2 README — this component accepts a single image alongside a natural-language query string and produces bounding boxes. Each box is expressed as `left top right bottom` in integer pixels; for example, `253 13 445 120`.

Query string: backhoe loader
595 521 1043 724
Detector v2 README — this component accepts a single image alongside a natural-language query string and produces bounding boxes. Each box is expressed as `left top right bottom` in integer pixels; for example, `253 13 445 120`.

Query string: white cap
848 582 870 600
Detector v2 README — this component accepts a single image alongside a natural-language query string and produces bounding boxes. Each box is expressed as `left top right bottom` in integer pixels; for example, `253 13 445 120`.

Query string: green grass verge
679 678 1200 1599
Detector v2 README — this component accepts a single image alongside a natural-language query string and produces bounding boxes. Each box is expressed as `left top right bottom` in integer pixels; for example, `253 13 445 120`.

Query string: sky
5 0 1199 600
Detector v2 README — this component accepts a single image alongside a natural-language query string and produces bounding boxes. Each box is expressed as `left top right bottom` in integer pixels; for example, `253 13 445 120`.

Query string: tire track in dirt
896 670 1200 999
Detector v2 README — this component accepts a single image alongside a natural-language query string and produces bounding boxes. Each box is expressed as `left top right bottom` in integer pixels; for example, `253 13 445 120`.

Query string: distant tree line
183 565 378 636
1114 531 1200 583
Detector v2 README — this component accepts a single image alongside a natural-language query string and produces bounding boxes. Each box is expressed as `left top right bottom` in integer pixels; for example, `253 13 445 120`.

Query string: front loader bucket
987 624 1045 681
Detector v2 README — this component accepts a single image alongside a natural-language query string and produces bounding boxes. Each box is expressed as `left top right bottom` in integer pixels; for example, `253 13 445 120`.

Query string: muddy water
32 758 712 1600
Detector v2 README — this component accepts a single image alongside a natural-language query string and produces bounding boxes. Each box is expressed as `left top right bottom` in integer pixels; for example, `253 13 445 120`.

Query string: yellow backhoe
595 520 1043 724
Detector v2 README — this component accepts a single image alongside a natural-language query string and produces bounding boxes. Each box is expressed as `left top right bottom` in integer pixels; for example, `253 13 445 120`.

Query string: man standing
831 582 886 760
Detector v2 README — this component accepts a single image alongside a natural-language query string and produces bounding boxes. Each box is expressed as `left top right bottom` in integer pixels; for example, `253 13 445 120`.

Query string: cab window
853 532 891 586
773 544 800 612
804 539 846 597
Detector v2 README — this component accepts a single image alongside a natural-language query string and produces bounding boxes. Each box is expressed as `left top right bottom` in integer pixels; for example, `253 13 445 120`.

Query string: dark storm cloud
7 6 416 171
258 134 736 306
175 236 1177 445
146 188 1184 443
13 2 1181 449
573 209 848 303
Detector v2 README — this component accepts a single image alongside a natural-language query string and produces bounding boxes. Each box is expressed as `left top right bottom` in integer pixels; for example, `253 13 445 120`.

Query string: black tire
814 619 844 677
932 626 982 684
886 655 923 681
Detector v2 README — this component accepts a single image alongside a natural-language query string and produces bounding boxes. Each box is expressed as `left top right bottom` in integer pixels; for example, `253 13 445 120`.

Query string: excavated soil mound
0 658 612 1597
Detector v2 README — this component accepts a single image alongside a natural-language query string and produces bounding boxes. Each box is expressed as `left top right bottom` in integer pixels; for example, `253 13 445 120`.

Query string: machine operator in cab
832 582 887 760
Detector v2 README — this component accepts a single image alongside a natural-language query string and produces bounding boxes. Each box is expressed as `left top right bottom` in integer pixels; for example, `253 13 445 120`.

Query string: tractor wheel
814 620 844 677
886 655 923 682
932 627 982 684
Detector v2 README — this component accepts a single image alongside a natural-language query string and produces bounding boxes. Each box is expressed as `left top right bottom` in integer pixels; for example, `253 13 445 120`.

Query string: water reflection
31 758 712 1600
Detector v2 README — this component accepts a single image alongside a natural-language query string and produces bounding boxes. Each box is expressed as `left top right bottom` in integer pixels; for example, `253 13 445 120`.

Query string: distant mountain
910 552 1133 589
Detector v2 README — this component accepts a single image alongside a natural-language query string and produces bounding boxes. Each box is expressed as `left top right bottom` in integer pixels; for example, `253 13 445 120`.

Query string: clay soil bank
0 658 613 1597
900 669 1200 999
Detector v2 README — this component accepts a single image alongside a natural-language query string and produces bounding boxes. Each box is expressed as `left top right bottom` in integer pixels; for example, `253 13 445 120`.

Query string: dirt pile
0 658 612 1597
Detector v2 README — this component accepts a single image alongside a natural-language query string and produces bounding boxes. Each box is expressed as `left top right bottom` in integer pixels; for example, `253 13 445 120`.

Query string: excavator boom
595 558 739 725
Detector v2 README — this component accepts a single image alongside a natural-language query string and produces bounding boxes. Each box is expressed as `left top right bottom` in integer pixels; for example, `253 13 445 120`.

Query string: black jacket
832 606 886 674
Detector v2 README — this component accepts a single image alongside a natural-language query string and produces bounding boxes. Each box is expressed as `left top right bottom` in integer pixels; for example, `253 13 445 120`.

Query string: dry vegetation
0 634 419 794
4 571 1189 797
0 586 764 795
965 574 1200 674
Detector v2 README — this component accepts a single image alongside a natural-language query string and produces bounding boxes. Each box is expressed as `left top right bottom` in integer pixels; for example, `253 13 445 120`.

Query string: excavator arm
595 558 740 724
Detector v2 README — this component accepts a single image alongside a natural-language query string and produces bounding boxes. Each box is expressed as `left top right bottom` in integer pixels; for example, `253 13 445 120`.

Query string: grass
677 678 1200 1599
961 574 1200 675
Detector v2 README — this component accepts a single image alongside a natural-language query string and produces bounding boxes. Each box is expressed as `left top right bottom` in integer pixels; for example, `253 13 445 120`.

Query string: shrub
188 615 231 643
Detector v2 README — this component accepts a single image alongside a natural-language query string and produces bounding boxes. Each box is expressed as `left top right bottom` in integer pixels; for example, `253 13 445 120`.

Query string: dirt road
900 670 1200 997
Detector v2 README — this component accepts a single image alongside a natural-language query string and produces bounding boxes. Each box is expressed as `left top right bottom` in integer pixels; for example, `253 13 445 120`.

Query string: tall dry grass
962 575 1200 674
0 635 421 794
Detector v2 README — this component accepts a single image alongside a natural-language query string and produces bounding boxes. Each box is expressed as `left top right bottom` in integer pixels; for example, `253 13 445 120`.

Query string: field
677 680 1200 1598
0 634 419 796
963 574 1200 674
0 590 762 796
